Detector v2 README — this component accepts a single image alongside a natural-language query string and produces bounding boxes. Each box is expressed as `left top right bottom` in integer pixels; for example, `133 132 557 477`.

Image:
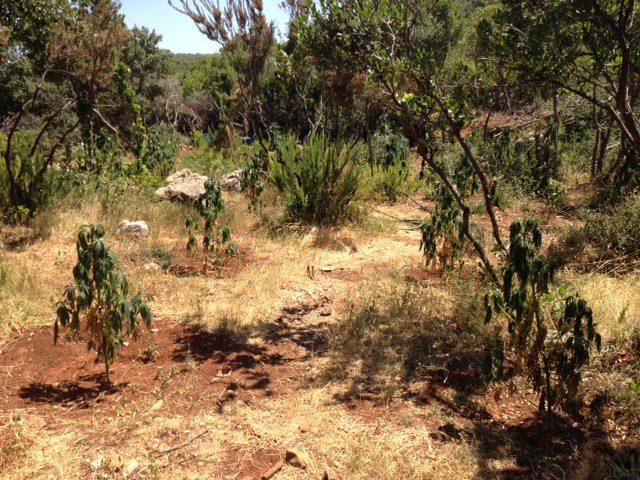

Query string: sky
119 0 289 54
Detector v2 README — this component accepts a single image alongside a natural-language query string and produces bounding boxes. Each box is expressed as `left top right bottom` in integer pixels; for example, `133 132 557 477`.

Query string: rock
320 308 333 317
220 169 244 192
143 262 160 271
122 458 138 478
322 467 340 480
284 449 308 469
155 169 208 202
320 266 333 272
117 220 149 237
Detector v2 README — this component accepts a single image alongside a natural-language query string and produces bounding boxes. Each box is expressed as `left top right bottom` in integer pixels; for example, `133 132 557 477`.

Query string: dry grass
0 388 481 480
4 181 640 479
566 272 640 346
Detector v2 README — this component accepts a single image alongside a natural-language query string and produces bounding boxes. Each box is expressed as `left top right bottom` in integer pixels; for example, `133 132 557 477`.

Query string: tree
299 0 601 416
123 26 172 125
300 0 504 282
0 0 131 211
171 0 276 150
477 0 640 185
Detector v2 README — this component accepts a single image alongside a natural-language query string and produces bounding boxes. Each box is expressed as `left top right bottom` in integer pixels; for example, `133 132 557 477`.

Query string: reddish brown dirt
0 317 308 418
166 245 258 278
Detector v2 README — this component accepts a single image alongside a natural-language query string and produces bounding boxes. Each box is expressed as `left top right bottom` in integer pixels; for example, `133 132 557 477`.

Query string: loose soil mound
0 318 308 417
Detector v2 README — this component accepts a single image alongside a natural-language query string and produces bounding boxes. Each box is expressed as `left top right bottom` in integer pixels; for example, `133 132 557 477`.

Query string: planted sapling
186 178 237 274
55 225 153 383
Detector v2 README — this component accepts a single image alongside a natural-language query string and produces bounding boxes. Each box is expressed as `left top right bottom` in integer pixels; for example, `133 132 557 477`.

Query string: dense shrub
269 134 361 226
584 194 640 257
139 125 181 176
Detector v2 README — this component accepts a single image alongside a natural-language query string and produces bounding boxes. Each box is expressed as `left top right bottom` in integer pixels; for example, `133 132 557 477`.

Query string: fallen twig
153 429 210 457
261 456 285 480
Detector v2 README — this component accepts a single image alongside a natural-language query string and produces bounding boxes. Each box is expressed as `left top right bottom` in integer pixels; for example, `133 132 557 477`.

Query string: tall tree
477 0 640 184
1 0 130 210
300 0 504 282
171 0 276 150
123 26 172 124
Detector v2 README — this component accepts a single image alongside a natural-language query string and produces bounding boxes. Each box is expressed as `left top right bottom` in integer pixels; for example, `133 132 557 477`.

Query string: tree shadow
171 325 283 369
262 318 330 358
18 375 123 406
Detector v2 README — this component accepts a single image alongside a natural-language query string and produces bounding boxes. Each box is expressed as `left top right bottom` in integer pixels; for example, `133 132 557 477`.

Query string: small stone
284 449 308 469
322 467 340 480
299 424 310 434
320 308 333 317
122 458 138 478
143 262 160 271
320 266 333 272
151 399 163 411
117 220 149 237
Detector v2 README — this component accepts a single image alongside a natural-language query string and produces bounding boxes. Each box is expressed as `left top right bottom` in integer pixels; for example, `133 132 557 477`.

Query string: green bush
584 194 640 257
374 126 411 170
373 162 410 204
269 134 361 226
0 129 74 216
139 125 180 176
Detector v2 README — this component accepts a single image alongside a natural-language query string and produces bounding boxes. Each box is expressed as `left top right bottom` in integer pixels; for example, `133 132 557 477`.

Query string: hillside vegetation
1 1 640 479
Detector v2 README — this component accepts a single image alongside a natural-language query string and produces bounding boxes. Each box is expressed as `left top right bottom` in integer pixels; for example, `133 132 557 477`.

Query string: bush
374 161 410 204
269 134 361 226
139 125 181 176
584 194 640 257
0 129 74 216
374 126 411 170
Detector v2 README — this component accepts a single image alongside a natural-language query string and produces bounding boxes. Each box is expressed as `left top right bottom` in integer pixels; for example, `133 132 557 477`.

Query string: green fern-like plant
55 225 153 383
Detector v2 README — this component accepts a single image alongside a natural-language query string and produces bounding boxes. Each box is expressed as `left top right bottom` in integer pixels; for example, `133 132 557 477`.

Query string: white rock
220 169 244 192
117 220 149 237
155 169 208 202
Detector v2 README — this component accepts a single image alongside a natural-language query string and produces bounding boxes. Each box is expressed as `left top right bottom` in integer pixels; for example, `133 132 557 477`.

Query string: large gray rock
219 169 244 192
155 169 208 202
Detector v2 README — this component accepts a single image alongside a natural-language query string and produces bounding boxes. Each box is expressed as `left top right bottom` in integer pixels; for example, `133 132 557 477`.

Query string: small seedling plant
55 225 153 383
186 178 237 274
484 218 601 420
